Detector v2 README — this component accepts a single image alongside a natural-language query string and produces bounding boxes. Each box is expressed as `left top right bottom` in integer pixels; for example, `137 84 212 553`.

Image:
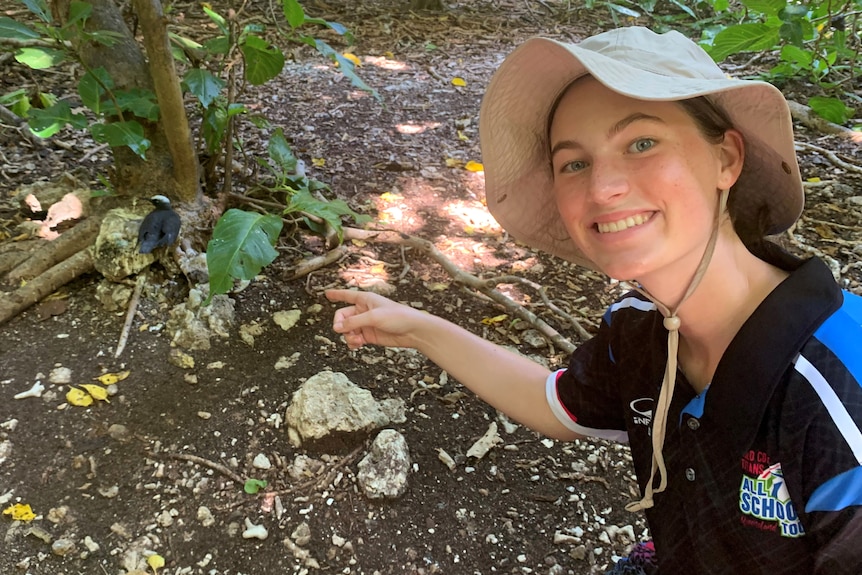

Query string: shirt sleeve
547 315 629 442
811 507 862 575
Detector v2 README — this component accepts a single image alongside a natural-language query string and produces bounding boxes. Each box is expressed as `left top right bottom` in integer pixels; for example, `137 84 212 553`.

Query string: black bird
138 195 181 254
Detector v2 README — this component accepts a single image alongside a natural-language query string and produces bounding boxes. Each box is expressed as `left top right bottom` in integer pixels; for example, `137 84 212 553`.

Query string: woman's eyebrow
608 112 665 138
550 113 665 159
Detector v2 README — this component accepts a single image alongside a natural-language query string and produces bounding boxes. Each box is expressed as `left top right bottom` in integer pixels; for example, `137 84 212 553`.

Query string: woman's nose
589 161 630 204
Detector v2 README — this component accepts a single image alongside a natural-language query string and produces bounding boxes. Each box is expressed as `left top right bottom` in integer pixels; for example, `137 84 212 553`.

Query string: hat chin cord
624 188 730 513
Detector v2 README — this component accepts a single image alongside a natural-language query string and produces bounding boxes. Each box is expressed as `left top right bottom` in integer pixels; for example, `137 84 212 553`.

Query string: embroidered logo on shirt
629 397 654 427
738 457 805 538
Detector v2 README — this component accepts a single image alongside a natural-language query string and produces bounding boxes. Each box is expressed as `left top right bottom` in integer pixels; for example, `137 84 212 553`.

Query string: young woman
327 27 862 574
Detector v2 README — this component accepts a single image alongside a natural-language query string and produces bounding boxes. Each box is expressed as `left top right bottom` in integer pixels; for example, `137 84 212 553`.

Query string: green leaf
779 44 812 68
740 0 785 16
27 100 87 138
0 17 41 39
90 121 151 159
203 35 230 55
183 68 225 108
243 478 268 494
206 210 283 300
22 0 51 23
202 105 228 153
78 67 113 114
241 35 285 85
606 2 641 18
65 1 93 27
707 23 780 61
15 46 66 69
779 20 804 47
285 189 370 244
304 16 352 41
112 88 160 121
807 96 853 124
268 128 298 174
202 6 228 35
282 0 306 28
85 29 124 46
314 39 380 101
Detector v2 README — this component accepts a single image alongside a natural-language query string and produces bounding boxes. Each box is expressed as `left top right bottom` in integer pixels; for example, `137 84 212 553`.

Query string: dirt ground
1 1 861 574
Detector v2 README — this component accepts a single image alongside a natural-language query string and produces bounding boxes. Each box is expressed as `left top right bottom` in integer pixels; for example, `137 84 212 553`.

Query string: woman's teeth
597 213 649 234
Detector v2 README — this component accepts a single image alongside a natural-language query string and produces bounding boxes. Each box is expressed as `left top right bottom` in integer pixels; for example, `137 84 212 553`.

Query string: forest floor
1 1 860 574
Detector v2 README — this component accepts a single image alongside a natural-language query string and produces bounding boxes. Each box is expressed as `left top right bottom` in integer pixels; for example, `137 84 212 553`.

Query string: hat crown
579 28 725 81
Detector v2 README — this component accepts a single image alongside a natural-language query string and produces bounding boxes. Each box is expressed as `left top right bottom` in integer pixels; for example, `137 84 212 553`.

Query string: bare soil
1 2 860 575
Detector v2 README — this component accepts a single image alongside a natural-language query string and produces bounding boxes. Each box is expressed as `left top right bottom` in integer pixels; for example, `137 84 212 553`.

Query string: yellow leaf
456 130 469 142
384 51 395 58
350 239 367 247
451 77 466 87
379 192 403 203
463 225 475 235
66 387 94 407
342 53 361 67
370 263 387 275
806 177 821 183
96 371 130 385
481 314 508 325
80 384 110 402
312 158 326 167
464 161 484 172
445 158 463 168
147 554 166 571
426 282 449 291
3 503 36 521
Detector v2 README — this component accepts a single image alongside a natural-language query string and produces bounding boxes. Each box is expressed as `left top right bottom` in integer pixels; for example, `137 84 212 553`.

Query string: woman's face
549 77 743 283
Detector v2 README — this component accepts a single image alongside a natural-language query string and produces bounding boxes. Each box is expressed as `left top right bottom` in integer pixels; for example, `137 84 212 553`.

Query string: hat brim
479 37 803 269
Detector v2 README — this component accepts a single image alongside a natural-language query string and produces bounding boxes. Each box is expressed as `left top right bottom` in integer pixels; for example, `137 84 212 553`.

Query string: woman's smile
595 211 655 234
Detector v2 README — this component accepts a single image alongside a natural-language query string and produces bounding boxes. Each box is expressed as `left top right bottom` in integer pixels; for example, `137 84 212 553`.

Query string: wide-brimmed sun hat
479 26 803 269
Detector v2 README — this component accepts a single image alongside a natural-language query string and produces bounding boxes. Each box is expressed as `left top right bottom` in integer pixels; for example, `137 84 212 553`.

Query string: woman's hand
325 289 430 350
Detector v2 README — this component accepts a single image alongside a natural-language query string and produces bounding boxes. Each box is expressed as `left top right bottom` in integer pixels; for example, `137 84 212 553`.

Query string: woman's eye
630 138 655 153
561 160 588 173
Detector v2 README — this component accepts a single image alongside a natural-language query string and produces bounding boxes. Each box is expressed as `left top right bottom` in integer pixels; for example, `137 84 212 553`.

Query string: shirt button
687 418 701 431
685 468 696 481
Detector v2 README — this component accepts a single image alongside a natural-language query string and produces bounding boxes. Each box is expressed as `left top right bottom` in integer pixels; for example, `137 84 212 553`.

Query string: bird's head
149 195 172 209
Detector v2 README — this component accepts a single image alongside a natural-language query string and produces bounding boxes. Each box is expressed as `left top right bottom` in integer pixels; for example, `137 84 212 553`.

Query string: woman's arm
326 289 580 440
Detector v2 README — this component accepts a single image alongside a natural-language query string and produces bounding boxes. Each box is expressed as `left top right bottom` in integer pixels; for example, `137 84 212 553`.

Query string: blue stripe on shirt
813 291 862 388
806 465 862 512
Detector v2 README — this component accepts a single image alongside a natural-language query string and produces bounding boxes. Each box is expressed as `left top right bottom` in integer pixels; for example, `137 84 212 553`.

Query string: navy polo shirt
546 256 862 574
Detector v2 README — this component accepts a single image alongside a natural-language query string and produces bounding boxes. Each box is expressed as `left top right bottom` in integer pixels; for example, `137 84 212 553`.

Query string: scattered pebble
242 518 268 540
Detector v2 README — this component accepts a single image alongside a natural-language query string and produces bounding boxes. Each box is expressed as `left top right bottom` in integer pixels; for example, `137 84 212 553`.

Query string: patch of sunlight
365 56 409 71
396 122 441 135
444 200 502 237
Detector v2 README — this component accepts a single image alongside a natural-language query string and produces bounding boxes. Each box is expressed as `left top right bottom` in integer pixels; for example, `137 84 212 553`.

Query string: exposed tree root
787 100 862 141
0 247 95 327
6 217 101 284
328 228 587 353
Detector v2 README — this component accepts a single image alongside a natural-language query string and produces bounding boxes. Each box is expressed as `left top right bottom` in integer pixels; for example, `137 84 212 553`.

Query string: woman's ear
717 128 745 189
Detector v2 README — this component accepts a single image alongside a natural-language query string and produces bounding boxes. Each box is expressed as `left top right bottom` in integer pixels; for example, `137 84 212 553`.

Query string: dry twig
165 452 246 485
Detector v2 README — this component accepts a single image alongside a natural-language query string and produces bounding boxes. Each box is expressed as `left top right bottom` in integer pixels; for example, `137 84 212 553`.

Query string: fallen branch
6 217 101 283
794 141 862 175
165 452 246 485
787 100 861 140
286 245 348 280
114 274 145 358
0 247 95 327
340 228 584 352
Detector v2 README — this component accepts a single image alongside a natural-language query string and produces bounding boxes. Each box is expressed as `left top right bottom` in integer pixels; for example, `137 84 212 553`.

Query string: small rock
51 538 75 556
48 367 72 384
168 349 195 369
273 309 302 330
242 518 268 540
357 429 411 500
13 381 44 399
107 424 130 442
197 506 215 527
197 411 211 420
292 522 311 546
252 453 272 470
83 536 100 553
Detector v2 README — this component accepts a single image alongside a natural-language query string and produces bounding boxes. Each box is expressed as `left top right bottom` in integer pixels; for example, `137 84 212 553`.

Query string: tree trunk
132 0 199 202
51 0 198 202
